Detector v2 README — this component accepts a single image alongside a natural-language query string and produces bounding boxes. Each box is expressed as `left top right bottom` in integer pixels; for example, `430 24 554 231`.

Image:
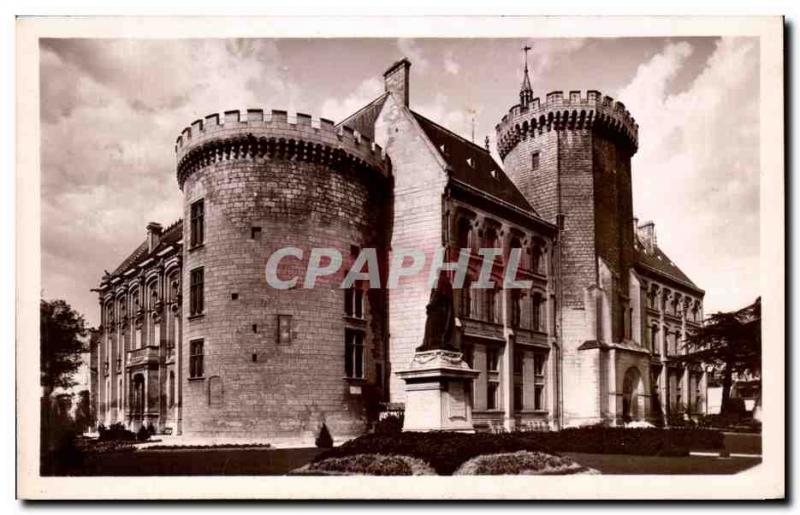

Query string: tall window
459 276 472 318
531 152 540 171
531 243 546 275
534 352 546 410
190 267 204 316
531 292 545 332
513 384 523 412
189 339 204 378
487 382 499 410
510 290 522 328
513 351 523 376
487 347 500 372
345 329 364 379
485 288 497 323
344 287 364 318
168 371 175 408
456 217 472 250
190 199 205 247
650 325 660 354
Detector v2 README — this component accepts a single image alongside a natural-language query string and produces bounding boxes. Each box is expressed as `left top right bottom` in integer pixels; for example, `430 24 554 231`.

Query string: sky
40 36 760 326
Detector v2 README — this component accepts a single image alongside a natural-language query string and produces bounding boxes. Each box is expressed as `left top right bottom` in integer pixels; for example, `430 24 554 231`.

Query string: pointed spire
520 45 533 108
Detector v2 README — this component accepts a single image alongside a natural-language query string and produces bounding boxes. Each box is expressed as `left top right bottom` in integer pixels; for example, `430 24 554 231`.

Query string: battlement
175 108 391 187
495 90 638 159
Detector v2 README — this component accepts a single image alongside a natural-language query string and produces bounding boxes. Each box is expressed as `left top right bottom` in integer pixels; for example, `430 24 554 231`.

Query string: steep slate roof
634 236 704 294
336 92 389 140
109 219 183 278
410 111 537 214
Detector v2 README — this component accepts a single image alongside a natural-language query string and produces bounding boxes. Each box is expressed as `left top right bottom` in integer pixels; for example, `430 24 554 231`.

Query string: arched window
531 241 546 275
650 325 659 354
483 226 498 249
509 236 525 270
456 217 473 251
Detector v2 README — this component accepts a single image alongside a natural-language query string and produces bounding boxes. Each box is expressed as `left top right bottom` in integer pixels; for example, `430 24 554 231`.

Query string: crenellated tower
175 109 391 439
496 72 641 425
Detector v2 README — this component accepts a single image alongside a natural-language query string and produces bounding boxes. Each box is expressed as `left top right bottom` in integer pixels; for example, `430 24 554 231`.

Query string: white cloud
528 38 587 74
618 38 760 313
40 39 297 324
443 50 460 75
398 38 429 71
415 93 477 142
319 77 383 123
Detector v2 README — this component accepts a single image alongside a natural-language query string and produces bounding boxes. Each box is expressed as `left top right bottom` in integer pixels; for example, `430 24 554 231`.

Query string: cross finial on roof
520 44 534 108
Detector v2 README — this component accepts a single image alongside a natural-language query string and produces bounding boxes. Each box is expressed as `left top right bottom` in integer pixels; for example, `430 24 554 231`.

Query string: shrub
454 451 591 475
303 454 435 476
374 414 404 435
136 425 151 442
314 431 551 475
97 422 136 442
315 423 333 448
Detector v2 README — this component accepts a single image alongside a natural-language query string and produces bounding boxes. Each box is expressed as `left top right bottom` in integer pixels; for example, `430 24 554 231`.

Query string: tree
40 299 87 398
681 297 761 414
74 389 93 433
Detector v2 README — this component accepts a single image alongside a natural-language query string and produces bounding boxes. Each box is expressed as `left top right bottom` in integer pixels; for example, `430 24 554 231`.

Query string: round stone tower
496 87 640 425
175 109 391 440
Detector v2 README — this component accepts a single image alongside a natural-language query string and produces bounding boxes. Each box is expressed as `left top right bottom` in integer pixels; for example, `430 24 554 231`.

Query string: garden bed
454 451 597 475
313 426 724 475
294 454 435 476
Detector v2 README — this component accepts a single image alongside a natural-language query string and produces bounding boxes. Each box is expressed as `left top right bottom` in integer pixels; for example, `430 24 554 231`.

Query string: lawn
564 453 761 475
54 447 324 476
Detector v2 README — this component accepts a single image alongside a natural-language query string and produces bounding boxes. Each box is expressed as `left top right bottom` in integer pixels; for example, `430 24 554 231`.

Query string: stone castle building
93 57 706 439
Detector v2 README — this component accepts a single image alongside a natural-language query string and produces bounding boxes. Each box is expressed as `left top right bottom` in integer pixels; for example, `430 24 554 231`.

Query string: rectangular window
487 382 499 410
534 352 546 410
485 289 497 323
344 287 364 318
534 352 546 377
534 385 544 410
531 152 540 171
277 314 292 344
190 267 204 316
190 199 205 247
487 348 500 372
189 339 204 378
514 384 523 412
345 329 364 379
513 351 524 376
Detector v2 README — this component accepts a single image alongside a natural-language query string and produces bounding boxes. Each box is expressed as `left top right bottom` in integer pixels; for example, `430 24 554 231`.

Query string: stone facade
93 56 706 439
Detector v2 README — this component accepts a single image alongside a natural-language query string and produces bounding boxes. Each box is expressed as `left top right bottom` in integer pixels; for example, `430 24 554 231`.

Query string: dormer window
466 157 474 168
489 169 498 179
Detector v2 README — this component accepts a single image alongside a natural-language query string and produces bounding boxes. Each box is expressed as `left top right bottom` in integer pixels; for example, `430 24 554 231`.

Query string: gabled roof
108 219 183 279
336 92 389 141
410 111 537 215
634 236 704 294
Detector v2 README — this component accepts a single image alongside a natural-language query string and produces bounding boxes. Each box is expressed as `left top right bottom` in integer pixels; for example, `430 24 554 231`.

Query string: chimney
147 222 163 253
638 221 656 254
384 58 411 107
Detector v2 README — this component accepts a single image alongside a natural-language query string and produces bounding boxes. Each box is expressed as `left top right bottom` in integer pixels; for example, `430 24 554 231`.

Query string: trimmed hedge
454 451 591 475
302 454 435 476
315 426 724 475
314 432 551 475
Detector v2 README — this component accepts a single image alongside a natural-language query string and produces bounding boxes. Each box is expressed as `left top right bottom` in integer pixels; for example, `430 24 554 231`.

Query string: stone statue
417 270 457 352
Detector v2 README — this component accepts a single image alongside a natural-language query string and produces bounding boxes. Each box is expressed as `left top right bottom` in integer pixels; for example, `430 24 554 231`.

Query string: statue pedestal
397 350 479 432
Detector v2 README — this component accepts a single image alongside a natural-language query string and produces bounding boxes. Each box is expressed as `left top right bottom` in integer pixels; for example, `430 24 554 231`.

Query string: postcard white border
16 15 785 500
